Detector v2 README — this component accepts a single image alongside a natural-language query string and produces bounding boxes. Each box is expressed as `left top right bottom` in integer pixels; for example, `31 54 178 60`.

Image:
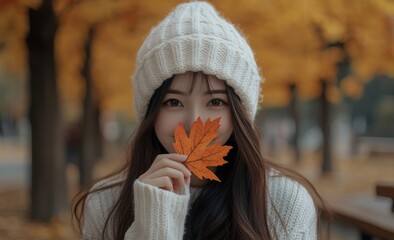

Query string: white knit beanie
132 1 263 122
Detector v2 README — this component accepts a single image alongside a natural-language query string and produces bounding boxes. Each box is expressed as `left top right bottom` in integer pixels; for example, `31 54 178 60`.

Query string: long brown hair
72 72 328 240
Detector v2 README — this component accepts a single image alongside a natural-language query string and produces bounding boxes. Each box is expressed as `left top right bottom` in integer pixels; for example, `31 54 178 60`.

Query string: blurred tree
26 0 67 222
56 0 140 185
1 0 393 181
289 83 300 163
214 0 394 173
79 25 101 186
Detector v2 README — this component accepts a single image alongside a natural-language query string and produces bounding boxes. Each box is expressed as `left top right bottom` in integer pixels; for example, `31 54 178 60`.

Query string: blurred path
0 138 393 239
0 139 28 188
272 151 394 199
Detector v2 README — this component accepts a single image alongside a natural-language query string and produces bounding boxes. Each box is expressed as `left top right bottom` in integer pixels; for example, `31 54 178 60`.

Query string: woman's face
154 72 233 186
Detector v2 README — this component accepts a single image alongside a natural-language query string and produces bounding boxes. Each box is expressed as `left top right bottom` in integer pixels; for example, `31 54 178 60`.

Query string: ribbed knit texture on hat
132 1 262 122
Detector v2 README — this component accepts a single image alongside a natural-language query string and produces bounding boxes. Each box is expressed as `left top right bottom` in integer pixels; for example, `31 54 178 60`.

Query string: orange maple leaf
173 117 232 182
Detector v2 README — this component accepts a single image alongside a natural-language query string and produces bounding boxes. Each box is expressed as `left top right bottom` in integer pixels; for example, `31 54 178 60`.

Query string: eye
164 99 183 107
208 99 226 106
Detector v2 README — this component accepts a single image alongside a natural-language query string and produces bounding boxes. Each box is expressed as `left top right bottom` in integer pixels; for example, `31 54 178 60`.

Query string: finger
143 177 174 192
153 153 188 164
153 158 191 177
140 154 191 182
147 168 187 195
148 154 184 173
171 171 190 195
185 174 191 186
148 167 186 187
172 176 185 195
150 167 186 194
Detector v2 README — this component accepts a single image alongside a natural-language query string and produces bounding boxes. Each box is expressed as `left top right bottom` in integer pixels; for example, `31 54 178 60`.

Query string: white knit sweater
82 171 317 240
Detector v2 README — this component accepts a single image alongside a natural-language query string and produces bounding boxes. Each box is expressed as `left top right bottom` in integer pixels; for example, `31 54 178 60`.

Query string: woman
73 2 325 239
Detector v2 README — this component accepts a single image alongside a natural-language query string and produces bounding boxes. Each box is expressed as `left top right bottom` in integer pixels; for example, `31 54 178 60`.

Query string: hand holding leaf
173 117 232 182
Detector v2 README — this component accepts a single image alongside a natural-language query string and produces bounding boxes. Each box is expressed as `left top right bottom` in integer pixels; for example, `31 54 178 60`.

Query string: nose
183 107 209 133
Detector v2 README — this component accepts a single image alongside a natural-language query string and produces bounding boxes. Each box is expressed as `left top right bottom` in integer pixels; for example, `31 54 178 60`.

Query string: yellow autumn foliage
0 0 393 119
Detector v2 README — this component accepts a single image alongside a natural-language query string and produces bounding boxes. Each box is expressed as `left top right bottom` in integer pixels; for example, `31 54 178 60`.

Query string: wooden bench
376 183 394 212
327 194 394 240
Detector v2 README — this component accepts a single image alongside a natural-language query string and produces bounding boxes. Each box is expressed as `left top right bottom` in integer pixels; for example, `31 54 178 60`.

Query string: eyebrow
167 89 227 95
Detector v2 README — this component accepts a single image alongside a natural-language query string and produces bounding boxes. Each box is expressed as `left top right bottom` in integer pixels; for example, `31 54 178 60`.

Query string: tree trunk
27 0 67 222
320 80 332 173
79 26 102 186
289 83 300 163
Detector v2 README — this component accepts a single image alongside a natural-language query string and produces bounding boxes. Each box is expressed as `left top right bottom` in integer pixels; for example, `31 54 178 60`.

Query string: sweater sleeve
267 175 317 240
124 180 190 239
82 178 190 240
